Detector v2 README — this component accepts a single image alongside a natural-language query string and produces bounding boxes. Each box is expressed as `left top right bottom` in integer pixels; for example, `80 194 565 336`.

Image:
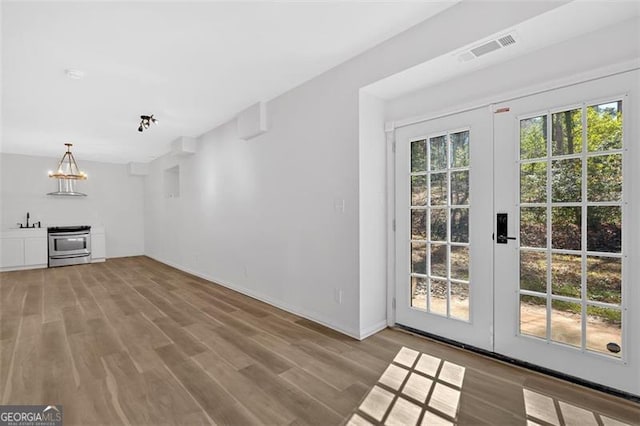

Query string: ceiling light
138 114 158 132
48 143 87 180
65 69 85 79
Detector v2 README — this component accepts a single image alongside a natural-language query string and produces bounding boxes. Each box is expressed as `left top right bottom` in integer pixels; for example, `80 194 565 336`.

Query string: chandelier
48 143 87 180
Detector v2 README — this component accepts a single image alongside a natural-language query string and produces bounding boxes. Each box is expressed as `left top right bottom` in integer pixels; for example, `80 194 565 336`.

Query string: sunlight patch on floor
523 388 632 426
348 346 465 425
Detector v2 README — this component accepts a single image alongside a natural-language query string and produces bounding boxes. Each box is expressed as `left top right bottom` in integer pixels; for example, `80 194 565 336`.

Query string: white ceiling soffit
1 1 458 164
364 0 640 100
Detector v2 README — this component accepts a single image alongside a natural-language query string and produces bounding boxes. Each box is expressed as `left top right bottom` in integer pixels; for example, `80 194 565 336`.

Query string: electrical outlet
243 266 249 278
334 288 343 304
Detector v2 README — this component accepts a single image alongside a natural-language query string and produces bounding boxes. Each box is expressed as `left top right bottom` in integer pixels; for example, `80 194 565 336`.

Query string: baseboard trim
145 255 364 340
396 324 640 403
359 320 388 340
0 264 47 272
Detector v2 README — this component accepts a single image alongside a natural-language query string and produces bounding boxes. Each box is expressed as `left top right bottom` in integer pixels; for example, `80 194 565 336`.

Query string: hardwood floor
0 256 638 425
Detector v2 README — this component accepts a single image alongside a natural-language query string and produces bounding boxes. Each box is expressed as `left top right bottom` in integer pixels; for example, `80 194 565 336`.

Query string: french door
493 72 639 395
394 71 639 395
394 107 494 350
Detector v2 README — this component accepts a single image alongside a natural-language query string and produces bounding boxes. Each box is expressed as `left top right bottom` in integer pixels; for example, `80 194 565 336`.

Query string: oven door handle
49 232 90 237
50 253 92 259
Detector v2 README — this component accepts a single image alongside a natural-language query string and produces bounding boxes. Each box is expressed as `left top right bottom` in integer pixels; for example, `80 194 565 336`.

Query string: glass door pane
518 101 624 358
410 130 471 322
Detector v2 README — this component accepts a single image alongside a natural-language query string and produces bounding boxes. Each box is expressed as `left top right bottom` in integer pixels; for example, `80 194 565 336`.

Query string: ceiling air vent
498 34 516 47
470 40 501 57
458 33 518 62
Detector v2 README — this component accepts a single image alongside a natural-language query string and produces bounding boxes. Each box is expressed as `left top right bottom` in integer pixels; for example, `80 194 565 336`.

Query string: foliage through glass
410 130 470 321
518 100 624 357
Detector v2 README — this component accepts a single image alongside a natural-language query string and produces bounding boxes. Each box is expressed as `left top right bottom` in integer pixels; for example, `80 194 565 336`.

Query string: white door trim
386 125 397 327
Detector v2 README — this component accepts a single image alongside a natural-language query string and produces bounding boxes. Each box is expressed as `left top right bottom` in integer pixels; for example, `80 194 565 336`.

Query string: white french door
394 70 639 395
493 71 639 395
394 107 494 350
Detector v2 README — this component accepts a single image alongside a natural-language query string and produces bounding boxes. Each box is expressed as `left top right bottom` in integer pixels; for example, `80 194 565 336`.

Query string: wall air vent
458 33 518 62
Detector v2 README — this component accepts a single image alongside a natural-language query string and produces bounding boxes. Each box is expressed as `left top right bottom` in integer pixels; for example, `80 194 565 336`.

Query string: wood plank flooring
0 256 638 425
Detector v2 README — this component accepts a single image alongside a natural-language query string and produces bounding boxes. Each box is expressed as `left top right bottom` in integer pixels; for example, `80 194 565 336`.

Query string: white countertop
1 224 105 237
1 228 47 238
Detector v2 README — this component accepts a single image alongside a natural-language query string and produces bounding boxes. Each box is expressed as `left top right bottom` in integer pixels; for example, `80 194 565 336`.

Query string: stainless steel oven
48 225 92 267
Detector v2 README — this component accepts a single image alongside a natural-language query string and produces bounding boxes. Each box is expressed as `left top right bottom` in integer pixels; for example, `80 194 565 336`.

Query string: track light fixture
138 114 158 132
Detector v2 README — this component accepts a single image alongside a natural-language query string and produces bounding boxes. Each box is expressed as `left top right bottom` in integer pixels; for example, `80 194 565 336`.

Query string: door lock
496 213 516 244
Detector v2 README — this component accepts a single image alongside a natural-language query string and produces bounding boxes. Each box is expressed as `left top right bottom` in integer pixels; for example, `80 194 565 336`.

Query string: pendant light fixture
138 114 158 132
48 143 87 179
47 143 87 196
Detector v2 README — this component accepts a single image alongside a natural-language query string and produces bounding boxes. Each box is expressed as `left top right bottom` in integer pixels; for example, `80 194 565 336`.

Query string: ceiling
1 1 457 164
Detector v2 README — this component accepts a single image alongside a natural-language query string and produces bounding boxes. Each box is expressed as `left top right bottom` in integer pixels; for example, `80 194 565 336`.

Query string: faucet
17 212 39 228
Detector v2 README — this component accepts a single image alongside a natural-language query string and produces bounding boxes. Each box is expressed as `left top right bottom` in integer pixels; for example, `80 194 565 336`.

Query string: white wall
143 1 567 338
358 91 388 336
0 153 144 258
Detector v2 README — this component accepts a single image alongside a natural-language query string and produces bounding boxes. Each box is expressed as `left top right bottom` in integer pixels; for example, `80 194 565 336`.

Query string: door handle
496 213 516 244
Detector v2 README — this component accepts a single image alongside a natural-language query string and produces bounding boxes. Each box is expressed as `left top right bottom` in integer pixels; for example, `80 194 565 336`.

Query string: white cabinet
0 238 25 268
0 229 48 271
92 233 106 261
0 227 106 270
91 227 106 262
25 238 48 266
